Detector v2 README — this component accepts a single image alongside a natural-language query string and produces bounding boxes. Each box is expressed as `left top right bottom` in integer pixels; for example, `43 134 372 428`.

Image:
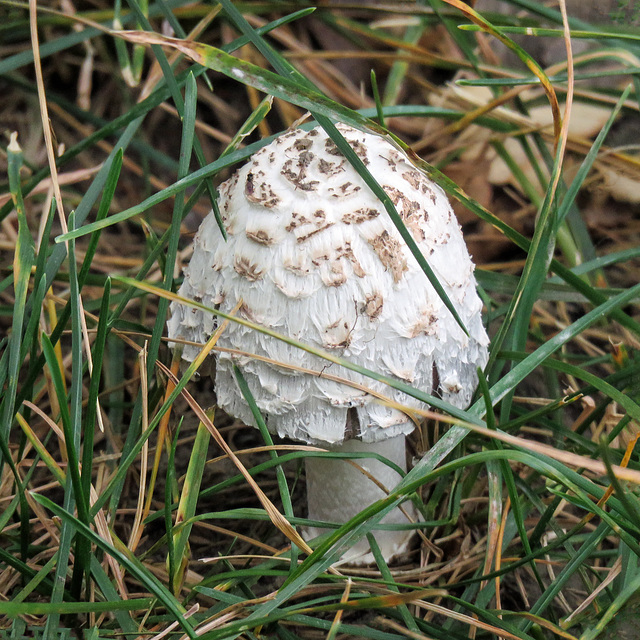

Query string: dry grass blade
28 0 67 234
28 0 105 438
441 0 562 145
548 0 575 200
403 405 640 485
412 599 530 640
326 577 352 640
155 358 315 558
139 603 199 640
375 617 437 640
563 556 622 626
127 346 150 552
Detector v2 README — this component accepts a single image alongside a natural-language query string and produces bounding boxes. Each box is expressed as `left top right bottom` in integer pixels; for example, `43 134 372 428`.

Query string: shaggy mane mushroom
168 123 489 564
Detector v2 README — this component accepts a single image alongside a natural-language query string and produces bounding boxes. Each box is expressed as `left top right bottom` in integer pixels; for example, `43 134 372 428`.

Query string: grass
1 0 640 638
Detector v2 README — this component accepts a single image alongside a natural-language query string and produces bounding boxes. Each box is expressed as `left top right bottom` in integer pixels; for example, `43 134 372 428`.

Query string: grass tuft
1 1 640 638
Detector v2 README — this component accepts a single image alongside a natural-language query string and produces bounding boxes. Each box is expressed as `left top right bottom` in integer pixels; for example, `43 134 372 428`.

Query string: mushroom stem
304 434 415 565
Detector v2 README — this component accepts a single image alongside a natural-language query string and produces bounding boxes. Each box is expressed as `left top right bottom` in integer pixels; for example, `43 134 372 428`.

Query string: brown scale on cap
245 170 280 208
233 255 264 282
318 158 345 177
401 170 424 191
368 231 408 283
342 207 379 224
363 292 384 320
246 228 276 245
329 182 361 198
337 243 366 278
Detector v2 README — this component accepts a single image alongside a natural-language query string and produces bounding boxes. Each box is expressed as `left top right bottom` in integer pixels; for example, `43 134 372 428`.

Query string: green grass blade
131 0 148 82
56 138 271 242
370 70 385 127
10 555 58 605
65 211 95 600
78 150 123 285
0 135 38 565
486 280 640 410
89 556 139 634
0 597 155 616
557 87 631 230
368 534 419 632
165 419 181 594
382 9 431 106
81 278 111 497
256 449 605 630
40 332 86 629
172 414 211 594
147 70 197 377
1 134 35 446
500 351 640 424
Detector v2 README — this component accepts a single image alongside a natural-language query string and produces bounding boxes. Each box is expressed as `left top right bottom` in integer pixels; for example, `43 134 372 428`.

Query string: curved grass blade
170 0 470 333
108 31 376 134
442 0 561 142
114 276 479 428
265 449 614 630
234 365 299 569
115 274 640 434
460 24 640 42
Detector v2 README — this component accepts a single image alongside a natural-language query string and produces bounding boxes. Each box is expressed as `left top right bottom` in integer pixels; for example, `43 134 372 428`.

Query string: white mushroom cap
168 123 489 446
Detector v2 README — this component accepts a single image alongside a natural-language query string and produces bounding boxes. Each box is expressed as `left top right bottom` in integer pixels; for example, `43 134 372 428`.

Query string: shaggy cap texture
168 123 489 445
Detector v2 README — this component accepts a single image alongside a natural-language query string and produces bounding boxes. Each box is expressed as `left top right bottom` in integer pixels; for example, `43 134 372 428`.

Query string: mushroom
168 123 489 564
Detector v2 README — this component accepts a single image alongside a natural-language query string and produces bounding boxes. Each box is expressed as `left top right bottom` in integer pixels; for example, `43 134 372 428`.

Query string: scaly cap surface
168 123 489 445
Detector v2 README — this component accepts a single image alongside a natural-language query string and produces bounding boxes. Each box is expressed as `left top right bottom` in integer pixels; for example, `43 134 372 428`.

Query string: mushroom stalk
305 434 414 565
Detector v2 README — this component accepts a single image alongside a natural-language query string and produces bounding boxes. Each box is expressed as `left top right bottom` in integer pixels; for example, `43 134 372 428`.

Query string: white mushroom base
304 434 416 565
